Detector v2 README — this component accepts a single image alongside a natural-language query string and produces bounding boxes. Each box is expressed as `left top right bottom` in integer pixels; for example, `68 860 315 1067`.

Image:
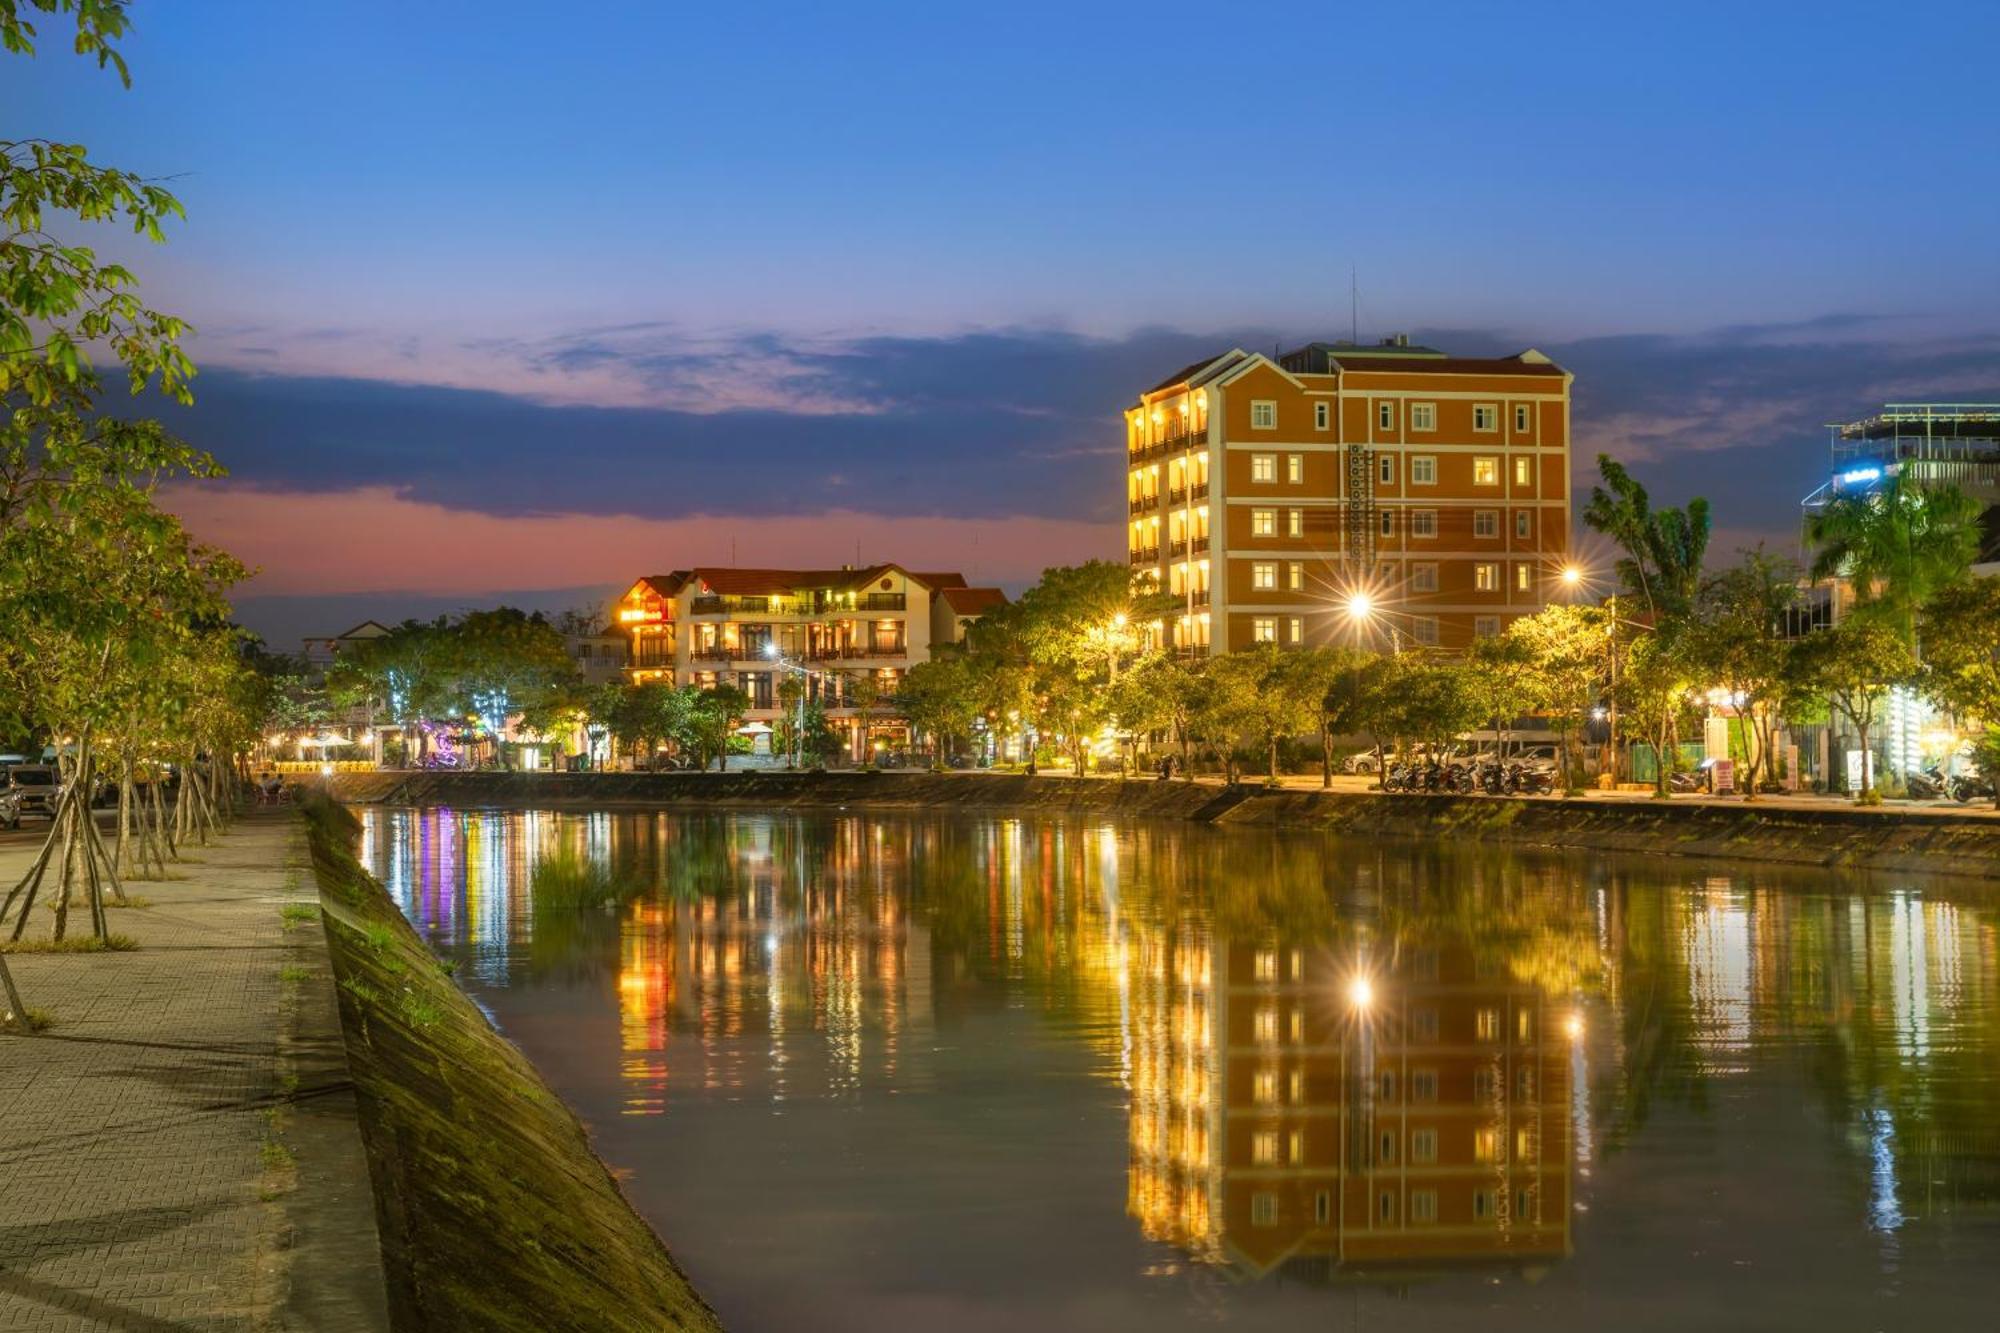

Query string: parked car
5 764 60 818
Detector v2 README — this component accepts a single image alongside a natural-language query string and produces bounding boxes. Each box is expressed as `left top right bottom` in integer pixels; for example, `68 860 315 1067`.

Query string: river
354 805 2000 1332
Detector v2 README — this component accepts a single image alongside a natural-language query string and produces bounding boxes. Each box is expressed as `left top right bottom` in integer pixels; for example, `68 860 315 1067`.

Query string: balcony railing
1166 537 1210 560
1128 422 1207 462
1165 482 1208 506
691 644 775 662
856 592 906 611
809 644 906 661
1128 546 1161 565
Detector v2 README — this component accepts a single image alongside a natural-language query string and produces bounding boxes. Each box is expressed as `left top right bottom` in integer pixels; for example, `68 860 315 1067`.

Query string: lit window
1517 1008 1534 1042
1411 563 1438 593
1476 1007 1501 1041
1474 563 1500 591
1287 453 1304 483
1410 1190 1438 1223
1516 564 1533 592
1290 1129 1305 1163
1288 561 1304 590
1475 1126 1502 1163
1290 1068 1303 1102
1253 1068 1279 1102
1254 949 1278 980
1287 616 1303 643
1411 1128 1438 1163
1254 1007 1279 1041
1287 509 1303 538
1474 510 1499 538
1252 453 1277 482
1475 615 1500 638
1377 401 1397 431
1252 508 1276 537
1516 1126 1535 1159
1412 617 1439 646
1313 402 1330 431
1473 457 1499 486
1514 456 1533 487
1251 400 1277 430
1253 562 1277 590
1253 617 1277 643
1410 402 1436 431
1379 453 1397 485
1252 1192 1279 1226
1473 404 1499 432
1289 1009 1303 1041
1410 456 1437 485
1515 510 1532 539
1514 403 1532 433
1410 510 1438 538
1252 1130 1280 1165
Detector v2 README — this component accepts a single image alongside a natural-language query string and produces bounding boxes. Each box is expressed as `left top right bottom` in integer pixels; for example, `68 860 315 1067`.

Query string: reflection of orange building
1133 937 1573 1278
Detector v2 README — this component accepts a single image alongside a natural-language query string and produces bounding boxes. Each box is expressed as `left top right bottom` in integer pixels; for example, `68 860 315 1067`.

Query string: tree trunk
1268 733 1279 784
1320 721 1332 789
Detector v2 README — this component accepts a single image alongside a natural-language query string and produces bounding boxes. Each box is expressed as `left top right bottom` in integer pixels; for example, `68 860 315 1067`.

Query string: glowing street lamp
1560 564 1584 589
1346 974 1374 1010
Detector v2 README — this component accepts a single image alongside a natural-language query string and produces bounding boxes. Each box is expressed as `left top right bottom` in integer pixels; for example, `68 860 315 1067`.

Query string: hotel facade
614 564 1002 760
1126 340 1573 654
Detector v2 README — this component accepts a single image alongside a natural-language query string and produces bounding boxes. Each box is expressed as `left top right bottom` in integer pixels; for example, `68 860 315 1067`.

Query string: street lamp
764 642 815 769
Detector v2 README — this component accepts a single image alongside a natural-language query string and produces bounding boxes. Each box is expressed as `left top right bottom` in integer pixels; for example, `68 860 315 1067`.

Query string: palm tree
1583 455 1710 620
1806 476 1980 651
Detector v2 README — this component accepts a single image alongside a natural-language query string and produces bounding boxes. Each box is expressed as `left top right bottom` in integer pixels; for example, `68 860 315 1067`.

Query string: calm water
355 807 2000 1332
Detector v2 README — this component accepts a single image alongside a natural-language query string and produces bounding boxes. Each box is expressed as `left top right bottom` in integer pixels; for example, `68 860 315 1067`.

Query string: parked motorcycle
1905 765 1949 800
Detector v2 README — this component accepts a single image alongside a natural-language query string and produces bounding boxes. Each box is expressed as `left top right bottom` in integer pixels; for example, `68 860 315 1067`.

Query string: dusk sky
14 1 2000 649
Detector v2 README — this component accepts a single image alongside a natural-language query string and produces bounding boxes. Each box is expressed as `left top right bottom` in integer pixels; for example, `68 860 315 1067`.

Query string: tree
688 684 749 771
1616 630 1700 797
447 608 577 767
1806 475 1979 650
1315 648 1383 786
1918 579 2000 806
1688 548 1801 798
1507 604 1611 792
1789 619 1918 802
1583 455 1710 621
898 652 983 768
1109 651 1201 777
1204 645 1331 783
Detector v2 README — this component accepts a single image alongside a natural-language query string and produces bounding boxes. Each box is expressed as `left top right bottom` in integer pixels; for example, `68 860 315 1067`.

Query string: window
1474 1189 1497 1221
1287 616 1303 644
1412 616 1439 646
1251 400 1277 430
1516 563 1533 592
1290 1129 1305 1164
1252 1130 1280 1165
1475 1126 1502 1163
1254 1007 1278 1041
1380 510 1395 537
1518 1007 1535 1042
1474 510 1499 538
1253 617 1277 643
1410 455 1437 485
1315 1192 1332 1226
1378 1071 1398 1102
1410 510 1438 538
1379 1131 1398 1165
1379 453 1397 485
1314 401 1330 431
1252 508 1276 537
1514 456 1533 487
1516 1188 1534 1221
1473 403 1499 432
1410 1190 1438 1223
1476 1007 1501 1041
1252 1192 1279 1227
1290 1068 1304 1102
1251 453 1277 482
1377 401 1397 431
1410 402 1436 431
1412 1007 1439 1041
1411 1128 1439 1164
1473 457 1500 486
1474 1068 1500 1101
1254 949 1278 981
1474 563 1500 591
1287 509 1303 538
1287 453 1304 483
1253 1068 1279 1102
1380 1192 1399 1222
1288 561 1304 591
1515 510 1532 539
1516 1126 1535 1160
1289 1009 1304 1042
1514 403 1532 433
1410 563 1438 593
1253 562 1277 590
1517 1067 1536 1099
1475 615 1501 638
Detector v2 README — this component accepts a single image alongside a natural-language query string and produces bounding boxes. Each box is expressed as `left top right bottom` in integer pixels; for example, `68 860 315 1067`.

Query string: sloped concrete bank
326 770 2000 880
302 796 722 1333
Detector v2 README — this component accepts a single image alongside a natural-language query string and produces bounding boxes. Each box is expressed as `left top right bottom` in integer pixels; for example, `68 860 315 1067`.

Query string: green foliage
1921 578 2000 722
1583 454 1710 619
1807 475 1981 647
1789 617 1919 799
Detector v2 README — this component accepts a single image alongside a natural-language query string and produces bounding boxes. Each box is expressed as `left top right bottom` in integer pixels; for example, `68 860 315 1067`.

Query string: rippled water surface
355 807 2000 1332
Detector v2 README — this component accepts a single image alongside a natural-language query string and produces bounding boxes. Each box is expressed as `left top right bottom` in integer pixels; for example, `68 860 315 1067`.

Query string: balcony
1164 482 1209 506
1166 537 1210 560
809 644 907 661
1129 546 1161 565
691 644 774 662
1128 422 1208 462
856 592 906 611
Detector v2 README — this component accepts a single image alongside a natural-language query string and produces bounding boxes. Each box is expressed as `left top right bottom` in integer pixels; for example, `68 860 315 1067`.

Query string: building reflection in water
353 806 2000 1287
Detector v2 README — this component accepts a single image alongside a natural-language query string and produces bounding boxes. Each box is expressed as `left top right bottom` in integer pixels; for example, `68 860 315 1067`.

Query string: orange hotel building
1126 339 1573 654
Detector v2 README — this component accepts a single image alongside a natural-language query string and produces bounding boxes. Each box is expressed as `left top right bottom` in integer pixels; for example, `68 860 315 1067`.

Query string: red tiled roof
939 587 1006 615
1332 354 1565 377
913 571 968 590
681 565 972 596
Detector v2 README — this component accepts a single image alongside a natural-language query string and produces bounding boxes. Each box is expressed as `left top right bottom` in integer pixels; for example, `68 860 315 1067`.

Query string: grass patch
436 956 459 976
280 902 320 927
260 1138 295 1171
362 920 396 953
2 1006 54 1032
279 964 312 986
108 895 154 909
0 933 139 954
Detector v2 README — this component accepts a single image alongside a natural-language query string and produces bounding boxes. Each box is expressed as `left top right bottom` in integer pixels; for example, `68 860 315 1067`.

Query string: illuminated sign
1838 467 1882 485
619 608 662 623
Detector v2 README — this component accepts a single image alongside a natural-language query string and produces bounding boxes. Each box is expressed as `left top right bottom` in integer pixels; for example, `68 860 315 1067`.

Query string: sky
10 1 2000 650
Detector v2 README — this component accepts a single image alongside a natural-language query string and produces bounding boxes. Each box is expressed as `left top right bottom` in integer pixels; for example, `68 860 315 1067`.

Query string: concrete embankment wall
302 797 722 1333
327 770 2000 880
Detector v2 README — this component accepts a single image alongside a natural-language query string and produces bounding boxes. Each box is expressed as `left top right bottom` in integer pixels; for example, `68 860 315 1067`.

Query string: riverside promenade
0 813 387 1332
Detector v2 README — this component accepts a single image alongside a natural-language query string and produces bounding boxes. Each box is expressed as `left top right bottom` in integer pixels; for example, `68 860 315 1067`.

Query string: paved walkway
0 813 387 1332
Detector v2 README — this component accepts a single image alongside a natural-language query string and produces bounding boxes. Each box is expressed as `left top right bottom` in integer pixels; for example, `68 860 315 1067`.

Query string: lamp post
763 643 815 769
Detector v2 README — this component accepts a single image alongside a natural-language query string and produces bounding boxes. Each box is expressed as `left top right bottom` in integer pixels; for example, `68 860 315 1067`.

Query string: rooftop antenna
1350 265 1358 344
730 536 737 565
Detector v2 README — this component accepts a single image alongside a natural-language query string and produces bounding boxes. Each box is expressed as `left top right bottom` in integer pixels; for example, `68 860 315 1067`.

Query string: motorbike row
1904 764 1996 804
1380 752 1558 796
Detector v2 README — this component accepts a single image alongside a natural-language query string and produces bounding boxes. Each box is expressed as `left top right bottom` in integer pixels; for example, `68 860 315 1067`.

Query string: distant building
566 625 629 686
1805 404 2000 560
301 620 391 675
614 565 1006 761
1127 339 1574 654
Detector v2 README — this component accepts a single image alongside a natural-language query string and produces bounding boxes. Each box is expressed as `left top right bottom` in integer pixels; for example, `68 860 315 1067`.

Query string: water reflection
356 806 2000 1327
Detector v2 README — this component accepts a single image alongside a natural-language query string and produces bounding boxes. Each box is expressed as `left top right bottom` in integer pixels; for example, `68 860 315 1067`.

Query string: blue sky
11 1 2000 646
